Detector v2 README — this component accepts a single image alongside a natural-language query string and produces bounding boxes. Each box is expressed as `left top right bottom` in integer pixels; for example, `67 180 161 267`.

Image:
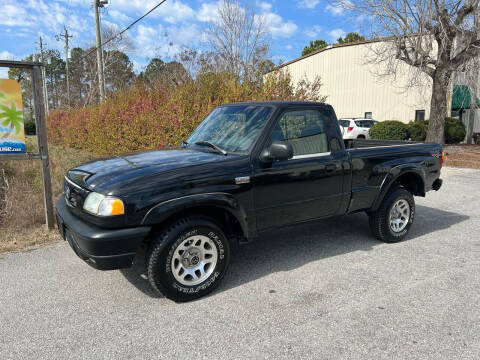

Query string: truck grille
63 177 89 209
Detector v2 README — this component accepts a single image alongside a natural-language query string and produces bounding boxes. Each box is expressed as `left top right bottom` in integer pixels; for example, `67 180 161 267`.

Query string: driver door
252 107 345 230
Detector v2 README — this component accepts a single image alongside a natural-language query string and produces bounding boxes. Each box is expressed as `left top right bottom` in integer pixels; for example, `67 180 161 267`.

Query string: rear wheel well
148 206 245 245
393 172 425 197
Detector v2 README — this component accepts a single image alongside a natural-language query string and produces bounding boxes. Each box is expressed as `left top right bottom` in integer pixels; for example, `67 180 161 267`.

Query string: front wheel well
148 205 245 244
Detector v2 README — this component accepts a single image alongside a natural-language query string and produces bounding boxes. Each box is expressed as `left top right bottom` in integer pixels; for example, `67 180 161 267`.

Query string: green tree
43 49 66 109
104 50 136 93
258 59 275 75
140 58 190 87
68 47 87 107
302 40 328 56
142 58 165 82
337 32 365 44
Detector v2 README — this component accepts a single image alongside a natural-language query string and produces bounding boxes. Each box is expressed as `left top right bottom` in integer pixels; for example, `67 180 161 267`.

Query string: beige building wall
275 41 433 123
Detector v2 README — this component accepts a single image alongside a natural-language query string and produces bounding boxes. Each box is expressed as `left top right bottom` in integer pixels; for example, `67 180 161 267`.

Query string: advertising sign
0 79 26 154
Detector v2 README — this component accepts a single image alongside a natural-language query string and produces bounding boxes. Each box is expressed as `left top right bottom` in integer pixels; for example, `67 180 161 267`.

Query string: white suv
338 118 378 140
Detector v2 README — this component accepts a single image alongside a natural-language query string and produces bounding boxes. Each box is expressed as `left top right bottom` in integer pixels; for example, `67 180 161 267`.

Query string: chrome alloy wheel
171 235 218 286
389 199 411 233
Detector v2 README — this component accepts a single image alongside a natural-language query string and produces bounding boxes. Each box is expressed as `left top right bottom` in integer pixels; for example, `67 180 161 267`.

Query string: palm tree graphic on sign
0 102 23 138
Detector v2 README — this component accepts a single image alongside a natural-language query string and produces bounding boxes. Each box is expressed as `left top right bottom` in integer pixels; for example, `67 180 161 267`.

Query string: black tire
147 216 230 302
357 135 366 139
369 188 415 243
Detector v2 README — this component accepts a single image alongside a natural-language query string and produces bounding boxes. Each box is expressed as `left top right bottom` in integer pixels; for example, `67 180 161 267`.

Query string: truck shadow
120 204 468 299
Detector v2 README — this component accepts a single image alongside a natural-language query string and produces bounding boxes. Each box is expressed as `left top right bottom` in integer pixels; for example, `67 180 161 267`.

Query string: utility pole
94 0 107 102
56 27 73 107
38 36 49 114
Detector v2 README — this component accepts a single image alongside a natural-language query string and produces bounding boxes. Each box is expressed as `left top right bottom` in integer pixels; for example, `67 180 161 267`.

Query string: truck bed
344 139 423 149
343 139 443 213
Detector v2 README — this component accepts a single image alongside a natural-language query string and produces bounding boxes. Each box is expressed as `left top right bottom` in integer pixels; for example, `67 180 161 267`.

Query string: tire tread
369 187 415 243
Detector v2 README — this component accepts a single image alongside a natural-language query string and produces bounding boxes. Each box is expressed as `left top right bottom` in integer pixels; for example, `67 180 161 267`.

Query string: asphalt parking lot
1 167 479 359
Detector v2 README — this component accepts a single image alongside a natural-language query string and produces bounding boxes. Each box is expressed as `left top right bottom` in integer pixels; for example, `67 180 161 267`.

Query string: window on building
364 112 372 119
270 109 328 156
450 109 462 120
415 110 425 122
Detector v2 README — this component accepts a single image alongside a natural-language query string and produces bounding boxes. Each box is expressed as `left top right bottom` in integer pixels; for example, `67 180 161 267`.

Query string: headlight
83 192 124 216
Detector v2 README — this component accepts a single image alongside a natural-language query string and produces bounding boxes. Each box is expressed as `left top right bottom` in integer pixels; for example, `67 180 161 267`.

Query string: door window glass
270 109 329 156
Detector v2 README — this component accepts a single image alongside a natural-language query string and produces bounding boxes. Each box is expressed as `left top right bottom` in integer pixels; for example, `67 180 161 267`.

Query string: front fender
141 192 249 237
370 164 426 212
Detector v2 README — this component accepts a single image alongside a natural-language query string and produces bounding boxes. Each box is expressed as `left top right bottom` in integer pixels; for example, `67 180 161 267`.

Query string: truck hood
67 148 235 193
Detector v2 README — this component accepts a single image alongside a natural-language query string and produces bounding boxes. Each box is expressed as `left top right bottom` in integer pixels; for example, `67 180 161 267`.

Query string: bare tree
176 47 225 79
79 25 136 105
457 51 480 143
335 0 480 143
206 0 271 81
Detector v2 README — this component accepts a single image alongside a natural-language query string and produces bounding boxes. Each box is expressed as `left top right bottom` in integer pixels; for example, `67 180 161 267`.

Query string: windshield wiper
194 141 227 155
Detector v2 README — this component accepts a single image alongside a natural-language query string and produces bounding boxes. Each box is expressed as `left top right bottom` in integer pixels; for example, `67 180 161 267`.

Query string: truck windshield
187 105 274 153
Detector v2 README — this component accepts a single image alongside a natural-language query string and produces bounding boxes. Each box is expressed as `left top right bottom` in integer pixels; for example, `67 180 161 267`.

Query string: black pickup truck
56 101 443 301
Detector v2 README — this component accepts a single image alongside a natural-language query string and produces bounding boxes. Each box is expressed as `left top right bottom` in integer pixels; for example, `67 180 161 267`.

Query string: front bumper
56 198 151 270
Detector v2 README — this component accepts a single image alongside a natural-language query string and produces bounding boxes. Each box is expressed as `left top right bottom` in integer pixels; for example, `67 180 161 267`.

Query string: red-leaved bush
47 70 327 155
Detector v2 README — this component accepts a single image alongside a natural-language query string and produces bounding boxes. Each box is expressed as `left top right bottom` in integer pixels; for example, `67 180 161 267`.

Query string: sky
0 0 366 78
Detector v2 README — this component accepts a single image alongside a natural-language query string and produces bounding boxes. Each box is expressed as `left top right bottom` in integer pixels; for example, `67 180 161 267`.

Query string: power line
83 0 168 60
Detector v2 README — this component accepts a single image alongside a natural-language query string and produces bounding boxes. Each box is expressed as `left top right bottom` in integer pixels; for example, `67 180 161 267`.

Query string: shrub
444 117 466 144
407 121 428 141
47 70 327 155
474 133 480 145
24 121 36 135
369 120 409 140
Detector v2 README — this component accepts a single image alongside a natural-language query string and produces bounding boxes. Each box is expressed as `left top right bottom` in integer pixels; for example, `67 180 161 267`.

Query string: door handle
325 164 337 174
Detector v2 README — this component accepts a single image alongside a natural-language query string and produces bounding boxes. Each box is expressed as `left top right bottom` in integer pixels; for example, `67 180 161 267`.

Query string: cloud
325 1 352 15
263 12 298 38
107 9 132 24
132 22 202 60
197 2 220 22
0 68 9 78
298 0 320 9
0 4 32 26
258 1 272 12
134 24 164 58
328 28 346 41
285 44 293 50
304 25 323 38
325 4 344 16
0 51 18 77
110 0 195 24
54 0 90 7
0 51 15 60
0 0 88 35
198 1 297 39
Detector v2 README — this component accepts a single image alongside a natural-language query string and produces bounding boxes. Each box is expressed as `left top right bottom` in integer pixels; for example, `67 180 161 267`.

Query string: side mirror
260 141 293 162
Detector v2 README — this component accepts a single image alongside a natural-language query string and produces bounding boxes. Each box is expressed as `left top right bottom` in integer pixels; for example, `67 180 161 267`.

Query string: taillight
440 151 445 168
347 126 354 132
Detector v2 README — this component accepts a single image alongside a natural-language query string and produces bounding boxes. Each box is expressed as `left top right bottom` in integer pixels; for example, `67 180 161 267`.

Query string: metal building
271 38 479 134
